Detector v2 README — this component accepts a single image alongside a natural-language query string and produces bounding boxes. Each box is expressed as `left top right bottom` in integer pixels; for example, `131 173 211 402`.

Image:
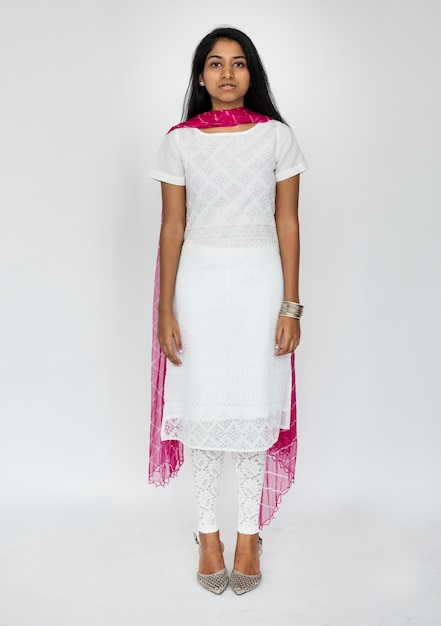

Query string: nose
221 65 234 79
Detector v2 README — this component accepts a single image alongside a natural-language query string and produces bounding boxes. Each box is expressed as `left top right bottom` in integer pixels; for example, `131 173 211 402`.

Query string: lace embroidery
191 449 267 534
162 413 283 451
232 451 266 534
191 449 224 533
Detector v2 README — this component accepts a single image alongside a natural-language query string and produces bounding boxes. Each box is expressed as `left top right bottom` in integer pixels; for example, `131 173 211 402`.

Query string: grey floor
1 484 440 626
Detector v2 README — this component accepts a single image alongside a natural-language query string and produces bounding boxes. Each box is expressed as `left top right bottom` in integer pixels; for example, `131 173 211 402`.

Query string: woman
149 26 308 595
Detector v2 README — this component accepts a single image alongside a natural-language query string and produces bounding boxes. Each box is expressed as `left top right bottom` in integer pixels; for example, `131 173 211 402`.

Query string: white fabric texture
191 448 267 534
191 448 224 534
232 450 267 534
150 121 308 452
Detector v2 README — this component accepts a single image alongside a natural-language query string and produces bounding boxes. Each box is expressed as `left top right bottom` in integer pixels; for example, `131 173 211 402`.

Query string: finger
161 339 182 366
275 343 285 355
275 322 285 353
170 352 182 366
168 352 182 366
174 328 183 355
276 335 295 355
277 346 291 356
168 343 182 365
293 332 301 350
275 343 289 356
171 344 182 366
275 327 283 351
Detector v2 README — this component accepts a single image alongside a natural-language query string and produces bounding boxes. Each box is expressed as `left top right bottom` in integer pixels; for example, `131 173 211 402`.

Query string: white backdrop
1 0 440 528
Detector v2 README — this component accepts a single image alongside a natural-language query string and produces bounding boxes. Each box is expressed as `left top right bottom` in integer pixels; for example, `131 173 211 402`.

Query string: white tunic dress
150 120 307 452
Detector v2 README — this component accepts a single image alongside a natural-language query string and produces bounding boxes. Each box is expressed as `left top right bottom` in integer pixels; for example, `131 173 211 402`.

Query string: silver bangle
279 300 304 319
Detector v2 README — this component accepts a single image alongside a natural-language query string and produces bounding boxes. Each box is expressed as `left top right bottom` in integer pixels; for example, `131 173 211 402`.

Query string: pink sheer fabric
259 353 297 528
148 108 298 528
149 242 184 486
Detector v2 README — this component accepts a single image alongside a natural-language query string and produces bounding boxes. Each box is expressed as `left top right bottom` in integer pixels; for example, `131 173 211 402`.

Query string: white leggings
191 448 266 535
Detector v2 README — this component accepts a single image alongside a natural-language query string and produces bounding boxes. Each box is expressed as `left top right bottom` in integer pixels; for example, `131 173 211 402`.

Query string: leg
232 450 266 575
191 448 225 575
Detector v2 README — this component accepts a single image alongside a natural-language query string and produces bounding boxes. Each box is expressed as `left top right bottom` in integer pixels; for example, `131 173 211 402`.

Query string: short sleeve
275 123 308 182
149 130 186 186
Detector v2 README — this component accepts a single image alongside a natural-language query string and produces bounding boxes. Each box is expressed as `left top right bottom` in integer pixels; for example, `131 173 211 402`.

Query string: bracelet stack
279 300 304 319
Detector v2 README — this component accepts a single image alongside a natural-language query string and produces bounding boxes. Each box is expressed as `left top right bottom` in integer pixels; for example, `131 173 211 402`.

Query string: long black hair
182 26 287 123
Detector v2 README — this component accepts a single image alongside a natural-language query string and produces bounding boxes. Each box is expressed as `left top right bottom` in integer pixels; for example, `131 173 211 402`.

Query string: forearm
158 228 184 314
276 220 300 303
274 221 301 356
274 175 301 304
157 181 186 315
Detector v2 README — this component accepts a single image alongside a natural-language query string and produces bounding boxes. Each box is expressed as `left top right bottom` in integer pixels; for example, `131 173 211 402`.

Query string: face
199 39 251 110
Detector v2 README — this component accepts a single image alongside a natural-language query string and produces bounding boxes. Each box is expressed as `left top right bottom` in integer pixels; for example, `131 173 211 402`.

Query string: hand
275 316 300 356
157 310 183 365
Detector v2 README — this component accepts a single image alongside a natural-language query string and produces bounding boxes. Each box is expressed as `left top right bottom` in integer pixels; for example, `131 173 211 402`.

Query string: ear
198 73 205 86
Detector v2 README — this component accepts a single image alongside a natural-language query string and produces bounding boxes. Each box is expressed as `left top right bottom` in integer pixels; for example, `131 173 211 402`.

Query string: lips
219 83 236 89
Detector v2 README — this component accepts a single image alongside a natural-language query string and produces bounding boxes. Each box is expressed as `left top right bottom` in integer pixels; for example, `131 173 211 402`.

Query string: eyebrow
206 54 247 60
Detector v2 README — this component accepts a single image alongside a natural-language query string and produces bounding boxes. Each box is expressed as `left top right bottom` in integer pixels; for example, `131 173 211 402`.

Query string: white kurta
150 120 308 451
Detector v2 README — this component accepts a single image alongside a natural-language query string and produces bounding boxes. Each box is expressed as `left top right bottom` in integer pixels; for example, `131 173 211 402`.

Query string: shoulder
272 121 302 151
259 119 293 140
162 126 197 147
156 127 188 156
259 120 296 152
271 119 293 136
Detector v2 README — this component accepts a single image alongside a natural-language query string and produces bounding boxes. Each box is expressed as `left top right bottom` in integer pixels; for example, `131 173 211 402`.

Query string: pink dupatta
149 108 298 528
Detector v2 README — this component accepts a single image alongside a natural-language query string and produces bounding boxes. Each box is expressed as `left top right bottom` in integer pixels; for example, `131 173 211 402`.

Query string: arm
274 175 301 355
157 182 186 365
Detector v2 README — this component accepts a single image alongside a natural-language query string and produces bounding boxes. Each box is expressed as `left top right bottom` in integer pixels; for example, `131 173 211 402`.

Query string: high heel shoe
193 532 229 595
230 535 263 595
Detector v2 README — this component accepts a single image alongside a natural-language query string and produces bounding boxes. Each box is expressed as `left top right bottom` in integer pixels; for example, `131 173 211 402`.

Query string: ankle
198 530 222 553
235 532 260 551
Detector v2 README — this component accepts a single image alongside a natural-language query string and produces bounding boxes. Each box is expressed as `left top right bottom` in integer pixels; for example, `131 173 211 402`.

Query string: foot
198 531 226 575
233 532 261 575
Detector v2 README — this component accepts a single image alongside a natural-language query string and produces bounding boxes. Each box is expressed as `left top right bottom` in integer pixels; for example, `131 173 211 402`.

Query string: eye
210 61 222 68
234 61 245 68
